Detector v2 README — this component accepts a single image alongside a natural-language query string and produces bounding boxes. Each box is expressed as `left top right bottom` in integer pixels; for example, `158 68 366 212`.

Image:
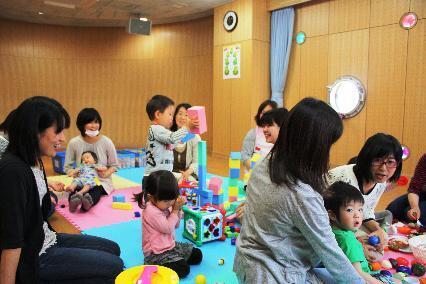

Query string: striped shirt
408 154 426 195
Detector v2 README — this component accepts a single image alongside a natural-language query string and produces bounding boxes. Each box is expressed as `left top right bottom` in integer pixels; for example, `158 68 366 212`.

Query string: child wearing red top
134 170 202 278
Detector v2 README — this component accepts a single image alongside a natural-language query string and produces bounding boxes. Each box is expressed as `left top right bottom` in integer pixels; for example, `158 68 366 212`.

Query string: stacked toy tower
196 140 212 205
228 152 241 202
209 176 224 207
243 152 261 184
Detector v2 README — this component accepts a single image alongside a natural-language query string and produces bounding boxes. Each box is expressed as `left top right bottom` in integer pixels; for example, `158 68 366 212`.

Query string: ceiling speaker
127 18 151 35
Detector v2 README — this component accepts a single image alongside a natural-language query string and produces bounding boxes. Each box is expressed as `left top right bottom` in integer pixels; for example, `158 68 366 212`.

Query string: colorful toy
194 274 207 284
182 205 224 246
113 194 125 203
134 211 141 218
115 265 178 284
381 259 392 269
370 262 381 271
412 263 426 277
396 265 411 275
397 257 410 267
368 235 380 245
228 152 241 202
112 202 132 210
137 265 158 284
187 106 207 135
231 237 237 245
218 258 225 265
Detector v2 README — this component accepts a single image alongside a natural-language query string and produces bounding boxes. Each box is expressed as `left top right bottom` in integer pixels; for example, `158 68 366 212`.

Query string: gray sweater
64 135 118 194
234 157 364 283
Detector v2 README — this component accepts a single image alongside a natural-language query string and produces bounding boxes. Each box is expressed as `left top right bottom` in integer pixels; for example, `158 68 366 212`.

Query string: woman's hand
407 207 421 221
236 202 245 222
48 181 65 192
179 169 193 182
97 167 115 178
186 117 199 131
67 168 80 177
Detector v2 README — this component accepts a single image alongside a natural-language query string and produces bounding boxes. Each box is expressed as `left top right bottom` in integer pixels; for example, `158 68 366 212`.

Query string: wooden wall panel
403 19 426 175
252 0 271 42
328 29 369 165
0 17 213 150
366 24 407 140
251 40 271 122
329 0 370 33
370 0 410 27
212 46 231 157
411 0 426 19
0 20 34 57
299 35 328 101
231 0 253 43
214 3 233 47
294 0 329 37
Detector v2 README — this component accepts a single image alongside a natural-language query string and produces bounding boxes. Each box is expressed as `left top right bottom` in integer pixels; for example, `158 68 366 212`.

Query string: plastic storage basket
409 235 426 263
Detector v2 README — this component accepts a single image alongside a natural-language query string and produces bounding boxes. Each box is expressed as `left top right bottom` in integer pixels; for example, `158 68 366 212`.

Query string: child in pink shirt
134 170 202 278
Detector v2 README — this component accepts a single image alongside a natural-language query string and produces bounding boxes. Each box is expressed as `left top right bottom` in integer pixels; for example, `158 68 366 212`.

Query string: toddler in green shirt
324 181 398 284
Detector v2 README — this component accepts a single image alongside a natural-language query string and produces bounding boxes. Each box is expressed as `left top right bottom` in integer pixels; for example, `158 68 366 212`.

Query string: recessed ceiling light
38 11 44 15
139 17 148 21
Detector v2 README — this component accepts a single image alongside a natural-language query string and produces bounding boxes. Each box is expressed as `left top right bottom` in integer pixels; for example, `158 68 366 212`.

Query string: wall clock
223 11 238 32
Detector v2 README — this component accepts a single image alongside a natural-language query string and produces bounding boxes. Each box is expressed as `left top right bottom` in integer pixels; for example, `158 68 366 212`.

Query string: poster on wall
223 44 241 79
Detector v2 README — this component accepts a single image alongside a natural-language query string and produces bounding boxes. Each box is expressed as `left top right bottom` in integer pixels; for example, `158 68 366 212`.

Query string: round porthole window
328 76 366 119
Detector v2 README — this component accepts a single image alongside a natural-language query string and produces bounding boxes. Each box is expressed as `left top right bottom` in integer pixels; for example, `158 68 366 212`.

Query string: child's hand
236 202 245 222
172 196 186 211
186 117 199 131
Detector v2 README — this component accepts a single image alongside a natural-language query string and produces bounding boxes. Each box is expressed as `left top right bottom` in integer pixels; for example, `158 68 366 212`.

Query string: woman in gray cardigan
171 103 201 182
234 98 364 283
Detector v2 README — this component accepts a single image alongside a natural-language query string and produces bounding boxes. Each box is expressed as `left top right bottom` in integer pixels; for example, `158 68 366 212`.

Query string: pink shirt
142 202 181 256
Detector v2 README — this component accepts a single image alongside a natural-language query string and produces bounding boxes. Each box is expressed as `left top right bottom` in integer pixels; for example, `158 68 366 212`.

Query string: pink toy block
187 106 207 134
137 265 158 284
229 196 238 202
208 177 223 195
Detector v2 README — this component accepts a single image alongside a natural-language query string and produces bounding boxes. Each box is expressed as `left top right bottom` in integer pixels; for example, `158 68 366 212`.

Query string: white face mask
85 129 99 137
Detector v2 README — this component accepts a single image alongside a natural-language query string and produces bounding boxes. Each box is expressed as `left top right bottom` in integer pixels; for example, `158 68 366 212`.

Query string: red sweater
408 154 426 195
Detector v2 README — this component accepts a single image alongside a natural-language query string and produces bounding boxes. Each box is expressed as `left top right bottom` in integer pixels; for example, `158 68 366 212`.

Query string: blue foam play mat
83 219 238 284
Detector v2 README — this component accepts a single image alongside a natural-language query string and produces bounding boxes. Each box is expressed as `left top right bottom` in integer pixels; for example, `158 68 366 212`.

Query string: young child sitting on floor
134 170 202 278
324 181 399 284
66 151 106 212
144 95 198 177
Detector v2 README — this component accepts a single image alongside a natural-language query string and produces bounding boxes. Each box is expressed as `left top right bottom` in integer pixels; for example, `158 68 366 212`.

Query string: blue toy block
196 189 212 206
230 152 241 160
113 195 125 203
198 141 207 166
181 133 195 143
134 211 141 218
212 194 224 205
231 237 237 245
229 168 240 179
198 165 207 191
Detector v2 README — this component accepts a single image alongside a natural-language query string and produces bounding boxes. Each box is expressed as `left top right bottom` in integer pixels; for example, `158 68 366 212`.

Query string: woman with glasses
327 133 402 262
386 153 426 225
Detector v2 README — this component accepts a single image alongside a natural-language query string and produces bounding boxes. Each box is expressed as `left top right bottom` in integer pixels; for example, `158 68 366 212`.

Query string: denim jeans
387 193 426 225
39 233 124 283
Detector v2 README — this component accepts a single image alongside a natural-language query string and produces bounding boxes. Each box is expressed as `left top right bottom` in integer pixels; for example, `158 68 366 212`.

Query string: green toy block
198 141 207 166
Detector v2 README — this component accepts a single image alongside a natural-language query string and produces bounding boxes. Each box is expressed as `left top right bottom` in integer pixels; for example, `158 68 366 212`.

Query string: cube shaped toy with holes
182 205 224 246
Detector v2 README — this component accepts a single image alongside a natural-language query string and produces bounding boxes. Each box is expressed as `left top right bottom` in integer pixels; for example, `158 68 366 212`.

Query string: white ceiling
0 0 232 27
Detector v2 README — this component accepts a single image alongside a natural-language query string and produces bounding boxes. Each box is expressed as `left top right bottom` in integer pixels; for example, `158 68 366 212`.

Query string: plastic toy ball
368 235 380 245
396 257 410 267
218 258 225 265
194 274 207 284
370 262 381 271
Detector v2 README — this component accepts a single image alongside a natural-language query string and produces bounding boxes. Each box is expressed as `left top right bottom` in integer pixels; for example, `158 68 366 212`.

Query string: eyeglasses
371 158 399 168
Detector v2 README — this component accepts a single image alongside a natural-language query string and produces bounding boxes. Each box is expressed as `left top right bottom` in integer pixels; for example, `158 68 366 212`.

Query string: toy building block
230 152 241 160
208 177 223 195
228 178 239 187
251 153 261 168
195 188 213 206
198 166 207 191
228 196 238 202
112 202 132 210
229 168 240 179
183 205 224 246
187 106 207 134
113 194 125 203
228 186 238 197
231 237 237 245
198 141 207 166
212 194 224 205
229 158 240 169
137 265 158 284
181 132 196 143
134 211 141 218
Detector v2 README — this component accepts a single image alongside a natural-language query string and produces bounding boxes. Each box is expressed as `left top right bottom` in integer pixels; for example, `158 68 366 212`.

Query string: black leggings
68 185 106 205
162 248 203 278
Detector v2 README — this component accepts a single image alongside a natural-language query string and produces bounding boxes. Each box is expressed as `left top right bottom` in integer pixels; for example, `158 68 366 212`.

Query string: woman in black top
0 97 123 284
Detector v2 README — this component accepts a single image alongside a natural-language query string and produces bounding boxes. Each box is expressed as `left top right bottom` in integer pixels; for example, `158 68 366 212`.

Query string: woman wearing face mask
64 108 119 211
